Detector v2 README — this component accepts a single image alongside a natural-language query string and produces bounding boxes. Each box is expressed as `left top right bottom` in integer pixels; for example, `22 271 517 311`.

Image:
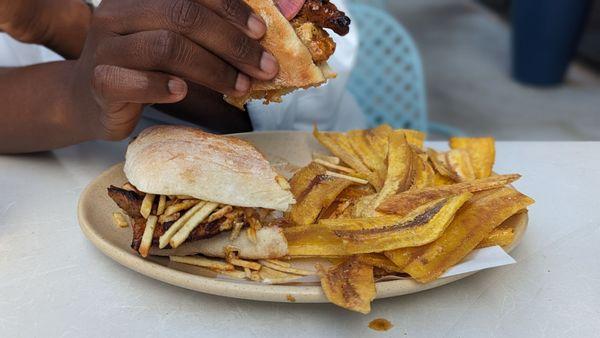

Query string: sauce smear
368 318 393 332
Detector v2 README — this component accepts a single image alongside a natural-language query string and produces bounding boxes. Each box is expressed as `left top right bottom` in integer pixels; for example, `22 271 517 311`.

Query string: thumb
276 0 306 20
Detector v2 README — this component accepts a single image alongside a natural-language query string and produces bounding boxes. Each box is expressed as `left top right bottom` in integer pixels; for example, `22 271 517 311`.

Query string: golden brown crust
225 0 334 109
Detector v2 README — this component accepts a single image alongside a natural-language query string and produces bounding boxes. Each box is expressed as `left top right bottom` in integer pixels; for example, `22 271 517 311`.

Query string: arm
0 0 91 59
0 62 90 153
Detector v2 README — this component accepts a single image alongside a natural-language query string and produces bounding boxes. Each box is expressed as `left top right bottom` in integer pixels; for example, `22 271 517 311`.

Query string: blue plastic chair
347 4 464 136
346 0 388 8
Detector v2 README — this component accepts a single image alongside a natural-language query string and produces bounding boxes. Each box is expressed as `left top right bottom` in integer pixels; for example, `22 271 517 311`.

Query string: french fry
164 199 200 217
170 202 219 248
377 174 521 216
228 256 262 271
246 227 257 244
140 193 155 219
258 260 313 276
158 212 180 224
139 215 158 257
285 193 471 256
229 221 244 240
318 257 376 314
389 188 534 283
176 195 196 200
312 152 341 165
112 212 129 228
324 171 369 185
206 205 233 223
219 269 247 279
313 158 355 174
170 255 235 271
449 137 495 179
159 201 206 248
265 259 292 268
156 195 167 215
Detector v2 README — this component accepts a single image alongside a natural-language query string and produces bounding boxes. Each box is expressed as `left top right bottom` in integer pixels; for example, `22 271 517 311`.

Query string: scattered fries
170 255 235 271
170 202 219 248
156 195 167 215
259 260 313 276
139 215 158 257
140 193 155 219
164 199 200 217
112 212 129 228
313 158 355 173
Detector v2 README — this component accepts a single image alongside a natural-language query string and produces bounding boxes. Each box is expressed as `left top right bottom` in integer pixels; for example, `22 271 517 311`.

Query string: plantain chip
347 130 386 190
387 187 534 283
320 185 375 220
285 193 471 256
449 137 495 178
434 172 455 186
289 174 354 225
358 131 415 217
356 253 404 273
477 222 516 249
289 162 327 198
377 174 521 216
411 153 435 190
445 149 476 181
365 124 393 157
313 127 370 174
427 149 456 179
398 129 426 149
318 257 376 314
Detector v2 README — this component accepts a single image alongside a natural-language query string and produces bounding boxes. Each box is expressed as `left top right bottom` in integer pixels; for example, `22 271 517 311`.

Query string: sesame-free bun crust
124 125 295 211
225 0 332 108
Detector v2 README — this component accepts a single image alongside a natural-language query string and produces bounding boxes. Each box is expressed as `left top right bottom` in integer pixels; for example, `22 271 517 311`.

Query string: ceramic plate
77 131 527 303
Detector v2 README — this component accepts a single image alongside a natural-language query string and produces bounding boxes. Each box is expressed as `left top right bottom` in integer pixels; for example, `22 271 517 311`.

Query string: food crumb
368 318 393 331
286 294 296 302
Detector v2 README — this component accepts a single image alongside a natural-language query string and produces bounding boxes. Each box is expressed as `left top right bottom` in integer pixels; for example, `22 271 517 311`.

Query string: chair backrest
347 4 428 131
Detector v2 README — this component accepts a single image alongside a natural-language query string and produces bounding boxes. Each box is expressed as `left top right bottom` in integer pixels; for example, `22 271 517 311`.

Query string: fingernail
235 73 251 93
168 79 187 96
260 52 278 76
247 14 266 38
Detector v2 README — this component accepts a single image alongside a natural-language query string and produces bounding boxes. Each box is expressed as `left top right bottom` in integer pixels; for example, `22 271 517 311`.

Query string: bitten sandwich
107 125 295 259
225 0 351 108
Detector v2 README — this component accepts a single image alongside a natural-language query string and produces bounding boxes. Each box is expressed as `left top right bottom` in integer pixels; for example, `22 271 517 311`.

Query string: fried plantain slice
377 174 521 216
445 149 476 182
318 257 376 314
289 174 354 225
427 149 456 180
285 193 471 256
347 129 386 190
288 162 327 198
358 131 416 217
477 222 516 249
449 137 495 178
398 129 426 149
411 153 435 190
313 127 370 174
355 253 404 273
387 187 534 283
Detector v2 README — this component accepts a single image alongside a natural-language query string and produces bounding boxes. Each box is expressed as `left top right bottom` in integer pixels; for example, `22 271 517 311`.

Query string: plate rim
77 131 527 303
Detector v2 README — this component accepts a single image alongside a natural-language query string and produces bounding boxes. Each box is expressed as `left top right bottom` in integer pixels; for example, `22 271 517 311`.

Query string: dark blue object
512 0 591 86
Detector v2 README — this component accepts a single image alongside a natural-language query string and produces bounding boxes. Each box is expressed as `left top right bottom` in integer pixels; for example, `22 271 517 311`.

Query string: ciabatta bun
124 125 295 211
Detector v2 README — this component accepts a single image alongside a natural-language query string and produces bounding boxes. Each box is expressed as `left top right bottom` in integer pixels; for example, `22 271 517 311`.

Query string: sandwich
225 0 351 108
107 125 295 259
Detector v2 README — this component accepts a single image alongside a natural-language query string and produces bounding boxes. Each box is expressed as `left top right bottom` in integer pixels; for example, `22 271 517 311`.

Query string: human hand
0 0 91 58
70 0 279 141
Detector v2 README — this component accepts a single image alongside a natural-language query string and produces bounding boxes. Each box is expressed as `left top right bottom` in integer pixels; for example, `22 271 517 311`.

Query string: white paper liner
215 246 516 285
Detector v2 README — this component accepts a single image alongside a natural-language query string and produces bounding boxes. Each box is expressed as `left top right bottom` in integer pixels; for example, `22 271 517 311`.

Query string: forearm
0 61 91 153
155 83 253 134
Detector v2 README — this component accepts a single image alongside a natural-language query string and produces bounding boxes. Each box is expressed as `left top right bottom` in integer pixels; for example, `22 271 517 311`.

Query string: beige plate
77 131 528 303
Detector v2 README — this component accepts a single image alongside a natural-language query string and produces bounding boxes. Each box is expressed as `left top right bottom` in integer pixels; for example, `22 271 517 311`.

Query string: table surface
1 134 600 337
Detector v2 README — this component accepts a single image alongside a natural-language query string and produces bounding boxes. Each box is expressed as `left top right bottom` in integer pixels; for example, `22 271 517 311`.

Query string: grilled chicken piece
297 0 351 36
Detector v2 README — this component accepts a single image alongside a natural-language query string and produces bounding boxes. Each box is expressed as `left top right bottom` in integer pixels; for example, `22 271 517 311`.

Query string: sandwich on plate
225 0 351 108
107 125 295 259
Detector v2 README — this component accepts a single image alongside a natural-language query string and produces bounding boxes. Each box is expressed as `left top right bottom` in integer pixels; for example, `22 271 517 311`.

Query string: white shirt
0 0 364 131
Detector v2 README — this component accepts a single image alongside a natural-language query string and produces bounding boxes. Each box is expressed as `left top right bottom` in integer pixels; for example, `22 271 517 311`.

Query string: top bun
124 125 295 211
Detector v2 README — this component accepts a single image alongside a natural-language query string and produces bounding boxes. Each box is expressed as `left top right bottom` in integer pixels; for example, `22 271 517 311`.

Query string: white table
2 137 600 337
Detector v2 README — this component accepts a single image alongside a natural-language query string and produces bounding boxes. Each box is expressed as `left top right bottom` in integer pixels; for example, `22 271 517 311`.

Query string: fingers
193 0 266 39
95 30 250 96
99 0 277 81
91 64 188 105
